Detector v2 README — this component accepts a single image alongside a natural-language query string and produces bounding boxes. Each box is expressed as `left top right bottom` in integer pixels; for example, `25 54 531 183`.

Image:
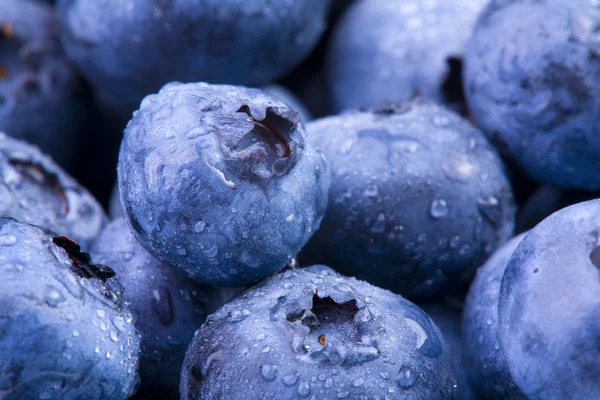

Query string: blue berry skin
326 0 487 113
301 103 516 298
499 200 600 399
90 218 241 394
463 234 527 400
56 0 331 113
0 132 106 250
0 0 89 168
419 301 479 400
118 82 330 287
181 265 457 400
464 0 600 190
0 217 140 400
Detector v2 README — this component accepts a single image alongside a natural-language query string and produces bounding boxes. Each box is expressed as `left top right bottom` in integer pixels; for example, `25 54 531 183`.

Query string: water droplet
110 331 119 342
100 322 107 331
430 198 448 219
283 372 299 387
0 234 17 246
337 391 350 398
43 286 64 308
352 377 365 387
106 352 112 359
379 372 390 380
286 214 296 222
405 318 428 349
194 221 206 233
204 244 218 258
152 288 174 326
397 366 416 389
477 196 501 226
297 381 311 398
96 310 106 318
260 363 278 382
229 308 251 322
72 330 80 337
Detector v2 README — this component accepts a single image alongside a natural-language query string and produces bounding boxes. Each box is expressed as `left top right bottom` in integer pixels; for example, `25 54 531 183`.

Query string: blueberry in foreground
0 218 140 400
419 301 479 400
0 132 106 249
499 200 600 399
0 0 89 168
90 218 242 394
301 102 515 298
118 82 330 287
181 265 457 399
464 0 600 190
327 0 487 113
56 0 331 113
463 234 526 400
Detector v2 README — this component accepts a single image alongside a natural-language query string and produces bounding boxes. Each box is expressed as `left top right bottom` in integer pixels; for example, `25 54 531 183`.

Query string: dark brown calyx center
52 236 116 282
233 105 297 179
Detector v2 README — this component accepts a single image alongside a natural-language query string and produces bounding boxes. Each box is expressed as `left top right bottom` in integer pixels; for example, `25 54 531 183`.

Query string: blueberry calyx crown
225 105 299 181
52 235 116 282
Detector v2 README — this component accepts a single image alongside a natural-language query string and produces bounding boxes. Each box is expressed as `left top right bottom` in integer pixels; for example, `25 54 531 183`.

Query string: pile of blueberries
1 0 599 399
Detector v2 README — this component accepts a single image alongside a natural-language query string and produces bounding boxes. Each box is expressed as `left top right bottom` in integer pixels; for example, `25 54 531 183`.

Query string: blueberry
463 233 526 399
419 301 479 400
0 132 106 249
464 0 600 190
499 200 600 398
181 265 457 399
118 82 330 287
301 102 516 298
0 0 90 168
90 218 242 394
326 0 487 113
56 0 331 113
0 217 140 399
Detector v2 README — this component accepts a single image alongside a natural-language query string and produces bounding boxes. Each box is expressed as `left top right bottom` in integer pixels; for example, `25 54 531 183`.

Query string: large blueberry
118 82 330 287
499 200 600 399
90 218 241 394
463 234 526 399
181 265 456 399
301 102 515 298
56 0 331 113
0 0 90 168
327 0 487 113
464 0 600 190
419 301 479 400
0 132 106 249
0 218 140 399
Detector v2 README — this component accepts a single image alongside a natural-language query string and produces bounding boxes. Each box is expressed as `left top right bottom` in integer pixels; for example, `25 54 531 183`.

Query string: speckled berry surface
500 200 600 399
464 0 600 190
56 0 331 112
0 217 140 400
90 218 241 394
181 265 457 399
118 82 330 287
301 102 516 298
0 132 106 250
327 0 487 112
